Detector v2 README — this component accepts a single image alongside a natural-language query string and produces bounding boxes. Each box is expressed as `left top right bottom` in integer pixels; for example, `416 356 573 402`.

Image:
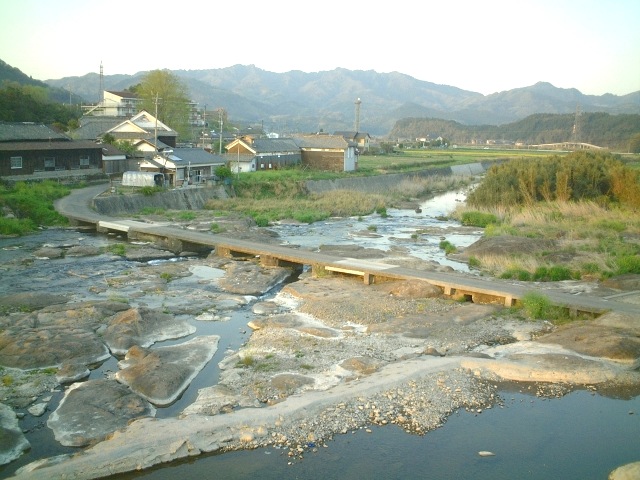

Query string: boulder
340 356 382 375
217 261 292 296
381 280 442 299
0 326 110 370
182 384 260 416
0 403 30 466
609 461 640 480
32 247 64 259
56 363 90 384
102 307 196 355
47 379 155 447
0 292 68 313
115 336 220 406
269 373 314 394
536 312 640 364
457 235 555 260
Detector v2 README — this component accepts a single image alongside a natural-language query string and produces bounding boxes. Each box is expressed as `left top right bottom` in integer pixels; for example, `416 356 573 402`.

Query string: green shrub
533 265 577 281
140 186 162 196
521 291 554 319
0 217 37 236
177 211 196 221
439 240 457 254
254 216 269 227
210 223 225 233
500 268 532 281
107 243 126 256
616 255 640 275
468 256 481 268
461 211 498 227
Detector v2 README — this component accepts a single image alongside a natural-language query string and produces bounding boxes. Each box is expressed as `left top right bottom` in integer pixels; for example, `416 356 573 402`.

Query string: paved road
54 183 639 316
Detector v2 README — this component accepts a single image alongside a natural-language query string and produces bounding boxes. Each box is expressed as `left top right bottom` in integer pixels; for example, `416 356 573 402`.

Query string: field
358 147 569 174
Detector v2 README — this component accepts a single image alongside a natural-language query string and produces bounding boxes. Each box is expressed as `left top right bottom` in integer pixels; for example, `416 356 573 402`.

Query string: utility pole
354 97 361 132
219 109 224 155
203 104 207 150
154 93 159 151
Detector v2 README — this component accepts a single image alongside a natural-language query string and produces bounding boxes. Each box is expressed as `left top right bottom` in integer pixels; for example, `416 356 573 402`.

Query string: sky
1 0 639 96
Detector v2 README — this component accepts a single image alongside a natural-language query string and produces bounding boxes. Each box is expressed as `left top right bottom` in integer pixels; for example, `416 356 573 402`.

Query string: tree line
389 113 640 152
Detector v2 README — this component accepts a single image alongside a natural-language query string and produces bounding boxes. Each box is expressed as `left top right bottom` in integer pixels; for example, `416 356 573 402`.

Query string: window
10 156 22 169
44 157 55 170
79 155 90 167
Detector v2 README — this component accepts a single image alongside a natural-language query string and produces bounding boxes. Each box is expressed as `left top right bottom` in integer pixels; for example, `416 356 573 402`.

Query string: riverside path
54 183 638 316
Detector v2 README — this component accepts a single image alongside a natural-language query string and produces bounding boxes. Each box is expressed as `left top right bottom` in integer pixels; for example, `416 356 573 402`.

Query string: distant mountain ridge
5 61 639 136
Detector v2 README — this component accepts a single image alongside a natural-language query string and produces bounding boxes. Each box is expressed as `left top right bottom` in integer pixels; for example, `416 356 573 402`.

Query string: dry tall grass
454 200 640 279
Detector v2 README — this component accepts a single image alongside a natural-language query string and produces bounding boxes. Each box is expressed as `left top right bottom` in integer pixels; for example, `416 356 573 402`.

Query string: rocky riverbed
1 216 639 479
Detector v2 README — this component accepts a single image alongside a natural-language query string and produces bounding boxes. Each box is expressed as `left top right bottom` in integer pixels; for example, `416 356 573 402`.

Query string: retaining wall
92 185 228 215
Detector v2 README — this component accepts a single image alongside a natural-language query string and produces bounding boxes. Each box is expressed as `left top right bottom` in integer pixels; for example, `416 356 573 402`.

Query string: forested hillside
389 113 640 151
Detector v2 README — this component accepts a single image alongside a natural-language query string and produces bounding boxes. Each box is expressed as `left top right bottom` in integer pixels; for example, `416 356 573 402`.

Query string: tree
135 70 191 140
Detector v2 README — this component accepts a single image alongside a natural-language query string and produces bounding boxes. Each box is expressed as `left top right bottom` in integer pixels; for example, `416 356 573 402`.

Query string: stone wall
92 185 228 215
304 163 489 194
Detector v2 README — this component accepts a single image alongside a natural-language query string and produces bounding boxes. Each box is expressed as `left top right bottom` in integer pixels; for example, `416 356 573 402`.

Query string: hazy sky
1 0 639 96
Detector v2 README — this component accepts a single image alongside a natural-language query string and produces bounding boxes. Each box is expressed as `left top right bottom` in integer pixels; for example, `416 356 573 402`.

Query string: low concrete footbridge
55 184 637 316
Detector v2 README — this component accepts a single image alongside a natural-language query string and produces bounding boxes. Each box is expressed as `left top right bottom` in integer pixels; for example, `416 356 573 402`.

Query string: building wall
300 149 345 172
0 147 103 176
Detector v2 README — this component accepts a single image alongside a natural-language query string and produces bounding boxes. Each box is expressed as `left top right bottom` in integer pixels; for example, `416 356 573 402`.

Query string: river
0 190 638 479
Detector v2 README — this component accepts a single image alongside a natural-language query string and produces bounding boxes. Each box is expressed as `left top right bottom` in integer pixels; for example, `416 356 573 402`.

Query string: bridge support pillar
363 273 374 285
504 295 514 307
260 255 280 267
216 246 232 258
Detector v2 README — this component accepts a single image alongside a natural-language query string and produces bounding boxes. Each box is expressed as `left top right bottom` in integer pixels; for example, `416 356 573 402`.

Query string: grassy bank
451 151 640 280
454 200 640 280
206 174 470 225
0 181 71 236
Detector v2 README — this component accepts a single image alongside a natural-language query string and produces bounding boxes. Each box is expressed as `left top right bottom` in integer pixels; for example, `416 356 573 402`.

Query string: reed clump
452 152 640 280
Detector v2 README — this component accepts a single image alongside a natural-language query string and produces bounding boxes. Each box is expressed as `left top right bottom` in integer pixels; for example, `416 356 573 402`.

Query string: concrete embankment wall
91 163 490 214
304 162 488 194
92 185 227 215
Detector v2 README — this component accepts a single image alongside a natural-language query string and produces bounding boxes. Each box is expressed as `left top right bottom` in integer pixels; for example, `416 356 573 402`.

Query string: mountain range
5 61 640 136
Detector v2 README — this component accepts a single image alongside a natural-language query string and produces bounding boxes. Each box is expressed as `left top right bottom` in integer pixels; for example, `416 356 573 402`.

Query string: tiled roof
0 122 69 142
171 148 226 166
71 117 122 140
105 90 139 98
252 138 300 153
292 134 349 149
0 140 103 151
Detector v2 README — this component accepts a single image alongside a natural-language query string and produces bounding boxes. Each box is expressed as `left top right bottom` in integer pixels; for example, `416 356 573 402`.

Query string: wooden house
293 134 357 172
0 122 104 179
224 137 301 172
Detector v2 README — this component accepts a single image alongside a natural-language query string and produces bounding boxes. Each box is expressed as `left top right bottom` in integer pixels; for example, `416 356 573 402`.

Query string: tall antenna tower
572 103 581 143
354 98 361 132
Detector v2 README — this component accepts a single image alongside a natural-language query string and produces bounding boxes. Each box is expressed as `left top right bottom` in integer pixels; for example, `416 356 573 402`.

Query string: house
101 143 131 175
224 137 301 173
137 148 226 187
0 122 104 179
104 111 178 148
71 116 123 141
82 90 143 117
334 131 371 152
293 134 358 172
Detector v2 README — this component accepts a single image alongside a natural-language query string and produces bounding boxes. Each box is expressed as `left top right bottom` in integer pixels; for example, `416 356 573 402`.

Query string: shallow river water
0 191 638 479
